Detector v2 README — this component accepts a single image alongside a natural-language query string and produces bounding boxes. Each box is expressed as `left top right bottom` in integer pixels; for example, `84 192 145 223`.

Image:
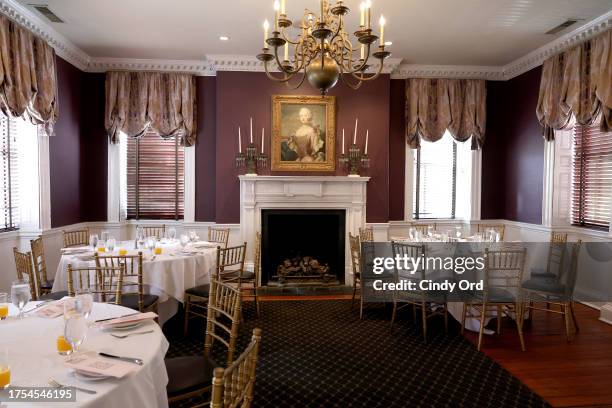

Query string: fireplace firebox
261 209 346 286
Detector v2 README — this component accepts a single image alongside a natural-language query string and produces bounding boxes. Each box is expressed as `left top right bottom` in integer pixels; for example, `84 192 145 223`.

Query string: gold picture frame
271 95 336 171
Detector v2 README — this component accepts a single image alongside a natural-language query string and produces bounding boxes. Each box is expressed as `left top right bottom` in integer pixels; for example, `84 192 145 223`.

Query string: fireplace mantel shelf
238 175 370 182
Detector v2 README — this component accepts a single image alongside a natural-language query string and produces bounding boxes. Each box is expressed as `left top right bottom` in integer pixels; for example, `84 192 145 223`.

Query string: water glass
0 293 8 320
0 348 9 389
146 237 156 253
106 237 116 252
11 280 31 319
101 230 109 242
76 290 93 319
89 234 99 249
65 315 88 355
168 227 177 241
180 234 189 249
63 297 80 320
408 227 417 241
427 225 434 237
189 230 197 242
455 226 462 239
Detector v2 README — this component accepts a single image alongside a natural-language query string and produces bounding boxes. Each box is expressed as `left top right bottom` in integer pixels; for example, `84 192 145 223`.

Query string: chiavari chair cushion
166 355 218 397
116 294 159 311
40 280 54 291
185 284 210 297
39 291 68 301
473 287 517 303
521 279 570 298
529 269 556 280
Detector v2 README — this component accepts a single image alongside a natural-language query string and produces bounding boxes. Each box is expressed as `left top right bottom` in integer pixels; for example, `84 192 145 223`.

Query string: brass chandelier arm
262 60 297 83
283 71 307 89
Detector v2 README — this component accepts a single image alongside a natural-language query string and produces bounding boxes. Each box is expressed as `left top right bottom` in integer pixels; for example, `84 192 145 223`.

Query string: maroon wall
213 72 391 224
50 57 84 227
195 76 217 222
481 66 544 224
388 79 406 221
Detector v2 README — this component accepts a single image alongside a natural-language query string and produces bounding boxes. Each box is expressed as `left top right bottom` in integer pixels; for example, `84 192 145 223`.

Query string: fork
110 329 154 339
48 377 97 394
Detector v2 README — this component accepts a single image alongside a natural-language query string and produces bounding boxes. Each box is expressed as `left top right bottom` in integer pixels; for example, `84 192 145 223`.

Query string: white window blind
0 114 19 231
413 131 457 219
571 120 612 230
126 131 184 220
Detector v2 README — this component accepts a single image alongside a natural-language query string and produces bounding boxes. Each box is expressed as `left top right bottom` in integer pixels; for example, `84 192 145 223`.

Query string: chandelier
257 0 391 94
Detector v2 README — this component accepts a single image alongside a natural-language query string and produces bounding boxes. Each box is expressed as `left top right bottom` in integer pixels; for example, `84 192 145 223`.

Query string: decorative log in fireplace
272 255 337 285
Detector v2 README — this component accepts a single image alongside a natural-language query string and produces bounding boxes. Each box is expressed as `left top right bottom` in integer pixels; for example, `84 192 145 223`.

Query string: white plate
103 321 144 331
74 369 110 382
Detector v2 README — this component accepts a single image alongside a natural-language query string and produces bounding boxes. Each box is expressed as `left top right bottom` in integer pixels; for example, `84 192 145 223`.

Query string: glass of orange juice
0 348 9 389
154 245 162 255
56 335 72 355
118 248 128 256
0 293 8 320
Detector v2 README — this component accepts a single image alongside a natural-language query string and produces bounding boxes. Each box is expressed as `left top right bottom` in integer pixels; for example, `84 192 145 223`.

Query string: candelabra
339 143 369 176
236 143 268 176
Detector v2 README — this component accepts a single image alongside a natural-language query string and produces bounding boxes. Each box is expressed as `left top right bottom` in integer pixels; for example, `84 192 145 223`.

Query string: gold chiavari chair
241 232 261 316
349 233 364 318
210 328 262 408
167 278 242 403
95 252 159 313
522 241 582 341
137 225 166 240
359 227 374 242
12 248 38 300
390 241 448 342
62 229 89 248
208 227 230 248
30 237 52 296
462 247 527 351
477 224 506 241
184 243 248 335
67 264 125 304
412 223 437 236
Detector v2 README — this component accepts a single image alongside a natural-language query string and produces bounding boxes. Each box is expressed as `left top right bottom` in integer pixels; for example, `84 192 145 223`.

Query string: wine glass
408 227 417 241
10 280 31 319
427 225 434 237
106 237 116 252
180 234 189 250
455 226 462 239
101 230 109 242
168 227 177 241
64 315 88 356
188 230 197 242
75 290 93 320
89 234 99 250
146 237 156 253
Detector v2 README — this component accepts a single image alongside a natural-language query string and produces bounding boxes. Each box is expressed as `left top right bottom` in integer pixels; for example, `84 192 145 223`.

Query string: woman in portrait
281 107 325 162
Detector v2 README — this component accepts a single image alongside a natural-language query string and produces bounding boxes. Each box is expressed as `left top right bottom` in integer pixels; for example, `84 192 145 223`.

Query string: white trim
1 1 609 80
542 140 555 227
107 142 121 223
183 146 196 223
38 133 51 230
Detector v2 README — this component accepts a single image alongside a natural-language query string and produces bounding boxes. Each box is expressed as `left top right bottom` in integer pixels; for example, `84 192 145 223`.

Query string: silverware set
110 329 154 339
48 377 97 395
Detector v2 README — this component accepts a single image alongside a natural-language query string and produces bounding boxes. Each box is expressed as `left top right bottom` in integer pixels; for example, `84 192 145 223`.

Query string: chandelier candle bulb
320 0 324 19
281 0 286 15
365 0 372 29
263 20 270 47
274 0 280 30
284 42 289 61
360 44 365 60
360 2 365 26
379 15 385 44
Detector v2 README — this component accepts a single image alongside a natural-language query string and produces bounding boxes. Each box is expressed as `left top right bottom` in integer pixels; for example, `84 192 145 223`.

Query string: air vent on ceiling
545 19 579 35
29 4 64 23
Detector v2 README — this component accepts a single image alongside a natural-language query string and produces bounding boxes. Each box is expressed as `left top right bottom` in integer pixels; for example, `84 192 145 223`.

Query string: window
571 120 612 230
121 131 184 220
0 114 40 232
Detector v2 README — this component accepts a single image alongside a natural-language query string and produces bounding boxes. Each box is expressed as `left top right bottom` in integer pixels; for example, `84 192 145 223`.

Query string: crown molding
0 0 610 81
87 57 216 76
0 0 90 70
501 10 612 80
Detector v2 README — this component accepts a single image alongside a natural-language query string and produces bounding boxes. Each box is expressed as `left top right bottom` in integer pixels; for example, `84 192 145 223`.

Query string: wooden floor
463 303 612 408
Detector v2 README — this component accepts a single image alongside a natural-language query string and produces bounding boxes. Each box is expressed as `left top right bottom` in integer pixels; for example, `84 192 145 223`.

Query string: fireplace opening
261 209 346 286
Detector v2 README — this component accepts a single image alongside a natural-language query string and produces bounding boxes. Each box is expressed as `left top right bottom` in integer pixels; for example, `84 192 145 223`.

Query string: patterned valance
0 14 58 134
105 71 197 146
536 29 611 141
405 78 486 150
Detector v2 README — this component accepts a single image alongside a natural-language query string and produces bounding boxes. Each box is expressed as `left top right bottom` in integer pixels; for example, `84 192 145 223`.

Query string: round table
2 302 169 407
52 240 217 324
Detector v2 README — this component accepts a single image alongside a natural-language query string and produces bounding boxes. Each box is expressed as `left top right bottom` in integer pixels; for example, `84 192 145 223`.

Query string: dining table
52 239 218 325
2 301 169 407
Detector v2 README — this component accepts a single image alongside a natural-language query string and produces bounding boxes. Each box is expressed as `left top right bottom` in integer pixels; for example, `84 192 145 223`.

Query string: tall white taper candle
365 130 369 155
250 117 253 143
353 118 358 144
238 127 242 153
261 128 265 153
342 129 345 154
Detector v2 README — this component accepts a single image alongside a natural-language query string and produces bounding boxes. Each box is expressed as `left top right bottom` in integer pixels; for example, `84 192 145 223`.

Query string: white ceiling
17 0 612 65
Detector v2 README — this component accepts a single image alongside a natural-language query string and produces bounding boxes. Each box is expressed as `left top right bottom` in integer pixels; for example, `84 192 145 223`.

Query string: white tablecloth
52 241 217 324
3 302 169 408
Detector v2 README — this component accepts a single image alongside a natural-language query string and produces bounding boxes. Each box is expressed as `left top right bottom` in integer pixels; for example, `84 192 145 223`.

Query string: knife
24 300 53 314
98 352 144 365
94 312 140 323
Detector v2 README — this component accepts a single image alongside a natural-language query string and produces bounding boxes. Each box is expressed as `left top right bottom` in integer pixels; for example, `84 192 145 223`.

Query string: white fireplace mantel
239 175 370 285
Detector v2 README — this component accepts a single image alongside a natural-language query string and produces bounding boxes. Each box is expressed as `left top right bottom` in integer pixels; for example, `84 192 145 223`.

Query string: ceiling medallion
257 0 391 94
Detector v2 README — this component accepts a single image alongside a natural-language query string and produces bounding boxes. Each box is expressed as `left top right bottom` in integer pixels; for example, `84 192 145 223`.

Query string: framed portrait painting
271 95 336 171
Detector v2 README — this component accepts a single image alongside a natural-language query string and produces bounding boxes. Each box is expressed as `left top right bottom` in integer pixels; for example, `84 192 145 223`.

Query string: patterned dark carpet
165 300 550 408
